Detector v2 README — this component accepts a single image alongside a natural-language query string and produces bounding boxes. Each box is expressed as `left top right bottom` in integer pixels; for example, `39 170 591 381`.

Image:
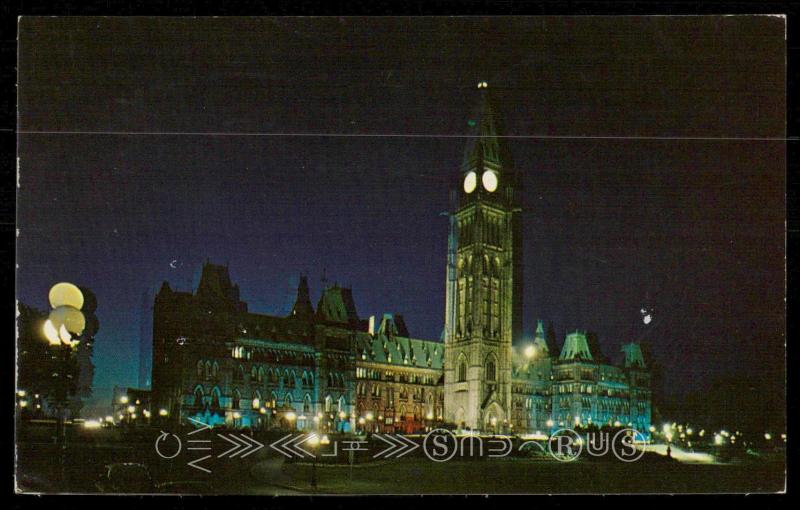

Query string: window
196 360 204 378
211 387 221 410
458 357 467 382
212 362 219 378
303 394 311 413
232 389 241 410
252 390 261 409
193 386 204 408
486 358 496 382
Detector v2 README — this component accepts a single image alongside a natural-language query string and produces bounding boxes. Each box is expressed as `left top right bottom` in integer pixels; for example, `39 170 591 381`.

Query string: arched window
232 389 241 410
284 394 293 408
212 362 219 378
193 385 204 408
205 361 212 379
338 396 346 413
252 390 262 409
257 366 265 383
251 365 258 380
486 357 497 382
324 395 333 413
270 391 278 409
303 394 312 414
302 371 309 387
196 360 204 378
458 356 467 382
211 387 221 410
290 370 297 388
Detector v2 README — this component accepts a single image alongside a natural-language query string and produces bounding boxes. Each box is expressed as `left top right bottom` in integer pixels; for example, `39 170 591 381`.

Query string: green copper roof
356 333 444 370
621 342 646 369
559 331 593 361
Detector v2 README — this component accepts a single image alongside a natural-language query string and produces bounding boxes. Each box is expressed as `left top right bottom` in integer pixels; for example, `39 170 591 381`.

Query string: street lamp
307 433 320 490
524 344 536 359
41 283 86 449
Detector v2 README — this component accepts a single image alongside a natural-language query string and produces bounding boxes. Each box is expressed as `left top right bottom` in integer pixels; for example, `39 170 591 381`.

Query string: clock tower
444 83 522 432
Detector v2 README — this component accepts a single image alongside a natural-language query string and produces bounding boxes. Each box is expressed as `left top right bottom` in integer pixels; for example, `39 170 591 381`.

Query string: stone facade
150 87 651 436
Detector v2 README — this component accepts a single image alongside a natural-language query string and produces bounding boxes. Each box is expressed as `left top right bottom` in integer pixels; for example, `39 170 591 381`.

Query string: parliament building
151 87 651 436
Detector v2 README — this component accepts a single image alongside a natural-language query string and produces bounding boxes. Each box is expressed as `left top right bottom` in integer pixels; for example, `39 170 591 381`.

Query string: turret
532 320 550 356
559 331 593 361
621 342 646 369
289 275 314 320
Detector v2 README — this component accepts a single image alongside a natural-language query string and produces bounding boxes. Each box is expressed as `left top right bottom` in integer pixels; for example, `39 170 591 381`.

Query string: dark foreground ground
252 456 785 495
15 426 785 495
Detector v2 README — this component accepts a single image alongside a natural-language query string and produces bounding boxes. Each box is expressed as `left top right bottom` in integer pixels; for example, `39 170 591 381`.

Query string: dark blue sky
17 17 785 410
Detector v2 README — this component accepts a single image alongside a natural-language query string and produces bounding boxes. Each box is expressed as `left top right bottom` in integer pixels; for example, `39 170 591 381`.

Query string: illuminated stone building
150 84 650 436
442 84 651 434
151 265 443 433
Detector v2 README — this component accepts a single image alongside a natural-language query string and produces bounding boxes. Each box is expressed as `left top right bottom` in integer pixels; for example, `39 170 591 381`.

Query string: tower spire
463 81 504 172
289 275 314 320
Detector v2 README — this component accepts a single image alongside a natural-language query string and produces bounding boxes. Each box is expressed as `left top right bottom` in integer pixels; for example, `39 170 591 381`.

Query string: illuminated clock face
482 170 498 192
463 171 477 194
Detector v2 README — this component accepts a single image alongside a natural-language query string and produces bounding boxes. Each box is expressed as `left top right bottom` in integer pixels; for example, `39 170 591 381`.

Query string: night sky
17 17 785 412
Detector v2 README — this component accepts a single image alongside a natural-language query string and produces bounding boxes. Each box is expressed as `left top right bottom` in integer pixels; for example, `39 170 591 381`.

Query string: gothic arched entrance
483 402 505 434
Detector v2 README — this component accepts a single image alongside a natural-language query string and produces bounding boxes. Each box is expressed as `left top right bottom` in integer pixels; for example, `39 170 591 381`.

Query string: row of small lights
27 389 788 444
652 422 785 447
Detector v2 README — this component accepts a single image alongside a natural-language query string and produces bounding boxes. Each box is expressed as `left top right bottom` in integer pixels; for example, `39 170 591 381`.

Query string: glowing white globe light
43 319 61 346
58 324 72 344
48 283 84 310
49 305 86 335
524 345 536 359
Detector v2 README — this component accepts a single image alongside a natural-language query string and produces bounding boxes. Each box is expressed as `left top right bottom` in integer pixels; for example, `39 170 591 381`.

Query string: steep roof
316 285 359 324
559 331 593 361
195 261 247 312
532 319 550 355
621 342 646 369
462 86 507 171
376 313 410 337
289 275 314 320
356 333 444 370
